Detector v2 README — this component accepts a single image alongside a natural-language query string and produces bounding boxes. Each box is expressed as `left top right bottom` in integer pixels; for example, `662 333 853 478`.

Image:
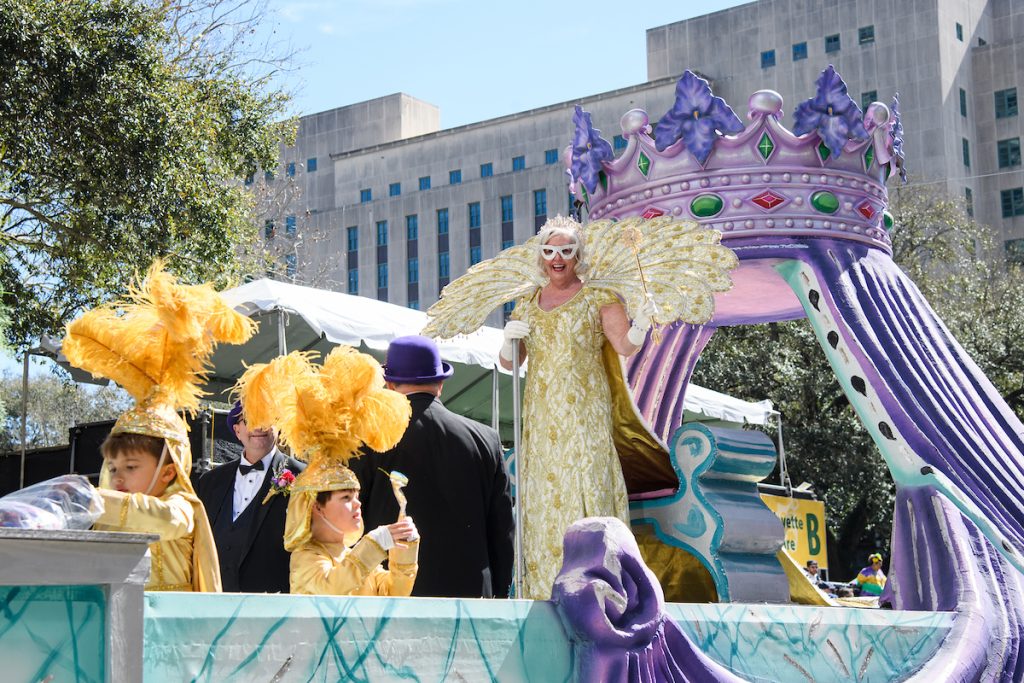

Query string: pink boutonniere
263 464 296 504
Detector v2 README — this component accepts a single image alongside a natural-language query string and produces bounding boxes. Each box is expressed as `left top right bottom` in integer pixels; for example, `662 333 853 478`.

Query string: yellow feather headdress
61 261 256 592
233 346 411 550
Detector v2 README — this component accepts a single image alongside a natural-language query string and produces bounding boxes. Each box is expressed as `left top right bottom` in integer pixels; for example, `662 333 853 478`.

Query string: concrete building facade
262 0 1023 314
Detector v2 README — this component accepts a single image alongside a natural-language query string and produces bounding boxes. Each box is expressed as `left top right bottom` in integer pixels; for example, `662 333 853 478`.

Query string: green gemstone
810 190 840 214
817 140 831 162
580 184 589 207
883 210 894 230
864 146 874 170
598 170 608 191
757 132 775 160
690 194 724 217
884 164 891 180
637 151 651 176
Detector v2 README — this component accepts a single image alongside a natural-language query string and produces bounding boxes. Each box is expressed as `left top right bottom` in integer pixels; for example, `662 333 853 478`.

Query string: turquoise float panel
143 593 952 682
0 584 106 683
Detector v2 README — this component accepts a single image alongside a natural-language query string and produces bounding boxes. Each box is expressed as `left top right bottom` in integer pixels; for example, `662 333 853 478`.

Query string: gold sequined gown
514 286 631 600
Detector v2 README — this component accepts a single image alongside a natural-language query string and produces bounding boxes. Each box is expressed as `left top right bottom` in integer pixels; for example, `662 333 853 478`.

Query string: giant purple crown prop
567 66 906 253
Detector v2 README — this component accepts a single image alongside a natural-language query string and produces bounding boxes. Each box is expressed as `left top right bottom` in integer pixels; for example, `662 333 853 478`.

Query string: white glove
626 299 659 346
500 320 530 361
367 525 396 551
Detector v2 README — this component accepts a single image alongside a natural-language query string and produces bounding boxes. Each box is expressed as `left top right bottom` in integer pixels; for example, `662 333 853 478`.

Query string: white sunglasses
540 244 579 261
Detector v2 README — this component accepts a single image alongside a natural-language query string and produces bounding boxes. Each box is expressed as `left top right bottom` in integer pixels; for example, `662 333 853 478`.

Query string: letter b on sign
806 514 821 556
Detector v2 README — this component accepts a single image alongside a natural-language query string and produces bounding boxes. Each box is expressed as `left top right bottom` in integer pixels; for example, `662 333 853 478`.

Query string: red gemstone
641 207 665 219
857 201 876 220
751 190 785 210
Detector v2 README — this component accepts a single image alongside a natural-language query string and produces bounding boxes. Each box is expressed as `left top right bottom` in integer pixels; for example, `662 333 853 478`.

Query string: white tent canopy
208 279 774 436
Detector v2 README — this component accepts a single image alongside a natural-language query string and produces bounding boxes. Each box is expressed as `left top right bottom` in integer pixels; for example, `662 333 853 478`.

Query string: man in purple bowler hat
197 401 305 592
350 335 515 598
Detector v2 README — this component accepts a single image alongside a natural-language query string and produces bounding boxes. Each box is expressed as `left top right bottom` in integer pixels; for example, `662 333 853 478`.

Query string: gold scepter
380 468 409 520
622 225 662 344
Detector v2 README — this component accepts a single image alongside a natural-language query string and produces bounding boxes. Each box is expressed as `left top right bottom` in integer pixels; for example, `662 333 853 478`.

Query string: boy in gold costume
62 263 256 592
234 346 418 596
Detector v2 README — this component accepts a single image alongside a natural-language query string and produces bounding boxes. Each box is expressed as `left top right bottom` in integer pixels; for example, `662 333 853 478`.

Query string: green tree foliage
0 0 295 348
692 188 1024 579
0 369 133 451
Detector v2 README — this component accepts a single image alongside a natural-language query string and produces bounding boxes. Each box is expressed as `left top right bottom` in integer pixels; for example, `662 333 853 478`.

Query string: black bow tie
238 459 265 476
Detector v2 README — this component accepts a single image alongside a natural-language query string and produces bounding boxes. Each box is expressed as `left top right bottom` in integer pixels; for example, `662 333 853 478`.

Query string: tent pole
20 351 29 489
775 411 791 495
512 345 524 598
277 308 288 356
491 367 500 432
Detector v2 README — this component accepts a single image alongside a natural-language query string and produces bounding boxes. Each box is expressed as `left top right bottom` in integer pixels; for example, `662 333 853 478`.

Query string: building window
512 155 525 172
244 174 254 186
962 138 970 168
792 41 807 61
265 170 274 183
389 182 401 197
1001 188 1024 217
996 88 1019 119
534 189 547 216
419 176 431 191
439 251 450 278
860 90 877 110
348 269 358 294
285 253 296 277
307 157 317 172
360 188 372 203
346 226 358 252
470 246 482 265
960 88 968 117
965 187 974 217
285 215 296 237
286 162 295 177
480 162 493 177
613 135 627 151
449 169 462 185
503 301 515 318
469 202 481 229
406 214 419 241
264 219 275 239
437 208 449 235
408 300 419 310
825 33 841 53
377 263 388 289
376 220 388 246
760 49 776 68
956 22 963 41
501 195 514 223
407 258 419 284
858 25 875 45
998 138 1022 168
502 239 514 250
544 149 559 165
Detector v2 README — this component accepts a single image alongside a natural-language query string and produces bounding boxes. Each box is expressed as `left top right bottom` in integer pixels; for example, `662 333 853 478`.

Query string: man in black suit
350 335 515 598
197 402 305 593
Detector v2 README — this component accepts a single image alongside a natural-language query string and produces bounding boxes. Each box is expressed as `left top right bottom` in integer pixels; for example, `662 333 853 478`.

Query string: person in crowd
351 335 515 598
288 460 419 596
497 217 656 599
855 552 887 596
231 344 415 597
63 262 255 592
197 401 305 593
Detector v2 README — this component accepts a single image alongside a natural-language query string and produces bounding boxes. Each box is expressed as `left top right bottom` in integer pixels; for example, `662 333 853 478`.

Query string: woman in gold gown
499 216 656 600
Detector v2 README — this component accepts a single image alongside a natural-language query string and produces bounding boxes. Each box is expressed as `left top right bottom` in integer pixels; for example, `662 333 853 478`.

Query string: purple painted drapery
552 517 744 683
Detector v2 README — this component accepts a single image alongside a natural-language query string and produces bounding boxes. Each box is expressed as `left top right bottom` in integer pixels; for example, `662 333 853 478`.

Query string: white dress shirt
232 448 278 521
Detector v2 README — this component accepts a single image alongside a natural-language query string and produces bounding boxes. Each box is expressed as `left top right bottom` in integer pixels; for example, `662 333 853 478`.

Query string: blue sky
264 0 747 125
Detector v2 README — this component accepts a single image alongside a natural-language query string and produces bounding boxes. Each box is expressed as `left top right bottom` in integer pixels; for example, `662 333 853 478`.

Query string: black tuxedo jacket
197 449 305 593
350 393 515 598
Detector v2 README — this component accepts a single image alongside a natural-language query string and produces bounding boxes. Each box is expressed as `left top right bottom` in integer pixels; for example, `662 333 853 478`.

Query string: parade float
3 65 1023 682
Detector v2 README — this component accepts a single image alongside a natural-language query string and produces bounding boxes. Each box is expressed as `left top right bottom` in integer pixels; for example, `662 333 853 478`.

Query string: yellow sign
760 494 828 570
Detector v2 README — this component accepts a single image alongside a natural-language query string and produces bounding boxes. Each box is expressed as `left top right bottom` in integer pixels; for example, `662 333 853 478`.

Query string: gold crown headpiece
233 346 412 550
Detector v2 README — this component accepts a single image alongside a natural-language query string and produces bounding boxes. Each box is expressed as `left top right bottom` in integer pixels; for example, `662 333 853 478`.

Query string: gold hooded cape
63 263 256 592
